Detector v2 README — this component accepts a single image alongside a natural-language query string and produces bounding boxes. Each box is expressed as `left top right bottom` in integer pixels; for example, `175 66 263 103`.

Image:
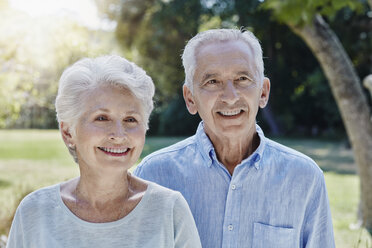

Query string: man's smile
217 109 244 117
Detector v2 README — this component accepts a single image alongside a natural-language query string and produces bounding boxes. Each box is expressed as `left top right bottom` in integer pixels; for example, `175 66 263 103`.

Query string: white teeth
220 110 241 116
100 147 128 153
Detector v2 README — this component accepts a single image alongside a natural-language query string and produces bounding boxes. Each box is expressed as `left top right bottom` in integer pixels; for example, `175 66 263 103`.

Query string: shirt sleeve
173 193 202 248
133 162 144 178
302 173 335 248
134 160 153 181
6 206 24 248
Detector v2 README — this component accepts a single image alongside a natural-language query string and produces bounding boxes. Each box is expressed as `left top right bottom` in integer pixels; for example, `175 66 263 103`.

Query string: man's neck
207 129 260 175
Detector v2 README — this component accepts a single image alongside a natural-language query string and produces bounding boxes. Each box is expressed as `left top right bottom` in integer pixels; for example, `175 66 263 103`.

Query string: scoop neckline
55 181 153 228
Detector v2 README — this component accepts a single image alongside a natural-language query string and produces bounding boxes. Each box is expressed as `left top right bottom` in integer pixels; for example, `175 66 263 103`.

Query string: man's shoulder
134 135 201 182
263 138 323 174
140 135 198 166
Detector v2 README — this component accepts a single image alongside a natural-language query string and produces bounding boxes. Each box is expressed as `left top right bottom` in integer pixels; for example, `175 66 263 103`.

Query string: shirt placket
221 175 242 248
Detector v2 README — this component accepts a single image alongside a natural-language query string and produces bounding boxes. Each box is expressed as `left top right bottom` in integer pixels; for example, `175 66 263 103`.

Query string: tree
263 0 372 234
0 3 117 129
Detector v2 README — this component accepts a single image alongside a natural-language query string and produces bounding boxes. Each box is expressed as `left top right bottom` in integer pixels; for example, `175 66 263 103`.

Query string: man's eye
207 79 217 84
237 76 253 82
96 116 108 121
236 76 254 86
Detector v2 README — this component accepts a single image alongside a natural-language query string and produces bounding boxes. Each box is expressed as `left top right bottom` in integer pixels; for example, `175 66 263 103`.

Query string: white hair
55 55 155 161
182 28 264 93
56 55 155 129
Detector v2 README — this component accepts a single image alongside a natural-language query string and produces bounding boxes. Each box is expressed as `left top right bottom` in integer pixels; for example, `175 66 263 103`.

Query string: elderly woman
6 55 201 248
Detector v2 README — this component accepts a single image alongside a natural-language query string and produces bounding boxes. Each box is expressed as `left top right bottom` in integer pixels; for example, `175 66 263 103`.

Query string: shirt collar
251 124 266 170
195 121 267 170
196 121 214 168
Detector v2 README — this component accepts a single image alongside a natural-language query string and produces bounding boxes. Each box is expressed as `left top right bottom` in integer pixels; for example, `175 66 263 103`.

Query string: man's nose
221 81 239 104
109 121 127 142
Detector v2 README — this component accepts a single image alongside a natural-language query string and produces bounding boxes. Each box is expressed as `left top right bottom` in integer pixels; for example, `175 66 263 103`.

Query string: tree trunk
290 14 372 234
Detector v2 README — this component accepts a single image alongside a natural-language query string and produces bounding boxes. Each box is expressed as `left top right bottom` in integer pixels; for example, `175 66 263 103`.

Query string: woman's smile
97 147 131 156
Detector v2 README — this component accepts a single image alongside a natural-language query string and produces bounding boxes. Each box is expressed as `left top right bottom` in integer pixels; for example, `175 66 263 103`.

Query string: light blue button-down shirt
134 122 335 248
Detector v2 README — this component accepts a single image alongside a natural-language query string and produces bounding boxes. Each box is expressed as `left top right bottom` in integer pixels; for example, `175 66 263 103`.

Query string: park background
0 0 371 247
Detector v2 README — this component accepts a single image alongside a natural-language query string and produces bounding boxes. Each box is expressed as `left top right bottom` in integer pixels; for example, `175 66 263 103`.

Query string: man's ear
259 77 270 108
183 85 198 115
60 122 74 147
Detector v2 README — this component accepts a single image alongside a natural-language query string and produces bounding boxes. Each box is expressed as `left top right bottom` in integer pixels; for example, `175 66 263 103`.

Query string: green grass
0 130 371 247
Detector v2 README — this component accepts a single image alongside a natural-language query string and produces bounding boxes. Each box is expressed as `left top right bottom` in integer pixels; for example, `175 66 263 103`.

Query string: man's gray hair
182 28 264 93
55 55 155 162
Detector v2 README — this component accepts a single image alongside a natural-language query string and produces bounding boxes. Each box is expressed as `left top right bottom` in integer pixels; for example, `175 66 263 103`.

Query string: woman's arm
6 207 24 248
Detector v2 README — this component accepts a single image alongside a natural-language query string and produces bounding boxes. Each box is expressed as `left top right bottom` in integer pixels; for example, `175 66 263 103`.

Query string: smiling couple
6 28 335 248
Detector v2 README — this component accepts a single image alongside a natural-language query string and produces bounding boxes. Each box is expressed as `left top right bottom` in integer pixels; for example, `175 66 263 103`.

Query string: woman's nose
109 121 127 141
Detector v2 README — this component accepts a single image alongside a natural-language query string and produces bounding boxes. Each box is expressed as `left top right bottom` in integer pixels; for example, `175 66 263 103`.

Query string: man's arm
302 173 335 248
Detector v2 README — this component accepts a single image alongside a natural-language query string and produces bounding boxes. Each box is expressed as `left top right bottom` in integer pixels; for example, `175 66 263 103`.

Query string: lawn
0 129 371 247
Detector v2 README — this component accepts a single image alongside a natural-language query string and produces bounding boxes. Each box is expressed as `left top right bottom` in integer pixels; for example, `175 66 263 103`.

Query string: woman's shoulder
132 176 183 208
135 176 179 197
17 183 60 211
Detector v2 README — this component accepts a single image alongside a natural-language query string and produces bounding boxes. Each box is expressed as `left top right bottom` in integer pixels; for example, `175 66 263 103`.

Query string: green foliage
0 4 117 129
157 96 201 136
261 0 364 26
113 0 202 100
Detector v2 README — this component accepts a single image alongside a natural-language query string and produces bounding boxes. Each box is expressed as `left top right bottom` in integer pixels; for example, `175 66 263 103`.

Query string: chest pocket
252 222 296 248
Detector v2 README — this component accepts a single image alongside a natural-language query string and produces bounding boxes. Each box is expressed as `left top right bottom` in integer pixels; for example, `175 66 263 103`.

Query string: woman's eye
125 117 137 123
96 116 108 121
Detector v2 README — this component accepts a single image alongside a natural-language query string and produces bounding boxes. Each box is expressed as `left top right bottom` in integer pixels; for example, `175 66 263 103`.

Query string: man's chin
217 125 248 136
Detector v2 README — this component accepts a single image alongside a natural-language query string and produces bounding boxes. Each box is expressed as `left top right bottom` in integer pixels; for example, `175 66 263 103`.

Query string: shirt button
231 184 236 190
228 225 234 231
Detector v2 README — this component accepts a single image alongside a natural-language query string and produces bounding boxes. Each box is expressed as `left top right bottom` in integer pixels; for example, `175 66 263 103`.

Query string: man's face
183 40 270 141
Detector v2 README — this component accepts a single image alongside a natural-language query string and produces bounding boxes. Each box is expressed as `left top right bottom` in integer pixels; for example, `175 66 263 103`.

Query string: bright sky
9 0 116 30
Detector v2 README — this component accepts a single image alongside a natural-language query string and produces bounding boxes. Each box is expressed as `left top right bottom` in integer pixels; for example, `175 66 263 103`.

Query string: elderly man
134 29 335 247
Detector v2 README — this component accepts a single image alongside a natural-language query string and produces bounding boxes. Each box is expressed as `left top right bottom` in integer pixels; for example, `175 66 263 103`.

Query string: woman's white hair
55 55 155 161
56 55 155 129
182 28 264 93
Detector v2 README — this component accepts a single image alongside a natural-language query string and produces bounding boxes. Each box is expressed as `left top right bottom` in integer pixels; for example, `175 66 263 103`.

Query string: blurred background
0 0 372 247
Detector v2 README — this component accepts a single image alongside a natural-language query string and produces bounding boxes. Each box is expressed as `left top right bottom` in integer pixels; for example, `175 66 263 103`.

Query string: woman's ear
183 85 198 115
259 77 270 108
60 122 74 147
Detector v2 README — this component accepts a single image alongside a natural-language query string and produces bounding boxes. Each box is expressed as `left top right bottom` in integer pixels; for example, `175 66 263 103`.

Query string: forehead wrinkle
93 107 110 113
236 70 250 75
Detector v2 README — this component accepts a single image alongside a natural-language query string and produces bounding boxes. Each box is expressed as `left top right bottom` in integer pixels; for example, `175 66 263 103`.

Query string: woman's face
68 84 146 173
